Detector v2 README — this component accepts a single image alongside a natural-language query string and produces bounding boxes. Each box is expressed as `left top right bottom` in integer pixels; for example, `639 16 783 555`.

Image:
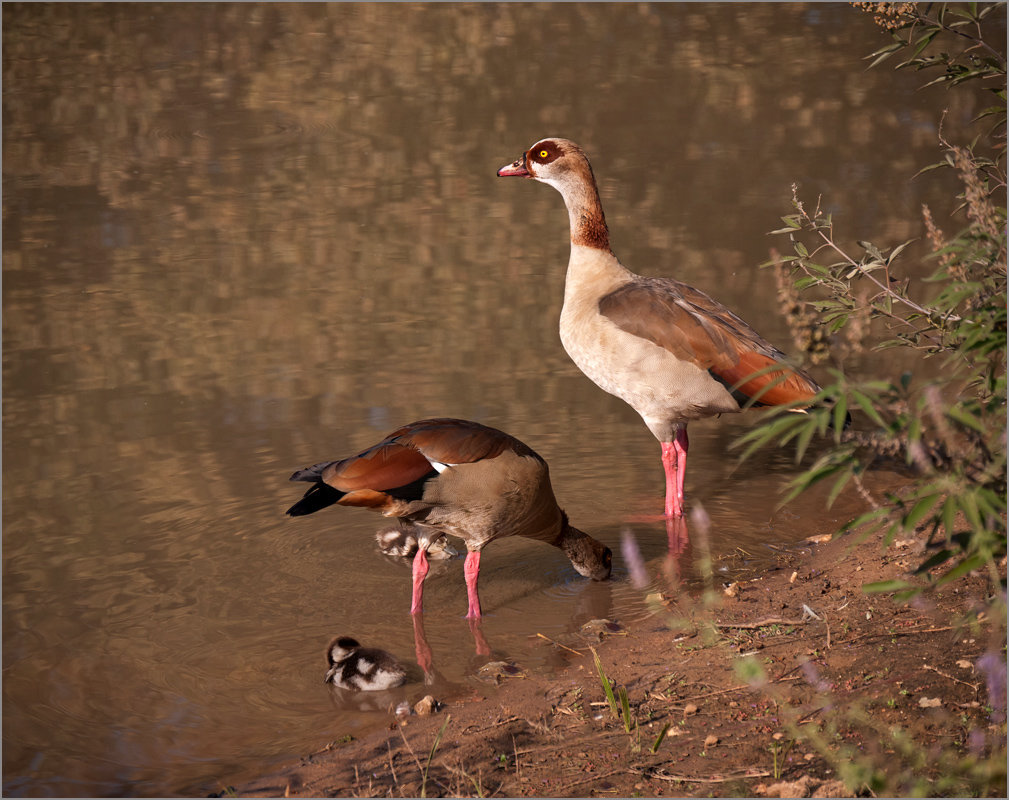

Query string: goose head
497 138 596 192
560 522 613 582
498 138 609 250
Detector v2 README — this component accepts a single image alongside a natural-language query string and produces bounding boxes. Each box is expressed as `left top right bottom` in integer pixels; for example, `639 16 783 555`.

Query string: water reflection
3 2 996 796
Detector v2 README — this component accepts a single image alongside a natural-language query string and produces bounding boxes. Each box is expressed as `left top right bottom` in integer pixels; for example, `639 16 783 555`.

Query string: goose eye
538 149 549 158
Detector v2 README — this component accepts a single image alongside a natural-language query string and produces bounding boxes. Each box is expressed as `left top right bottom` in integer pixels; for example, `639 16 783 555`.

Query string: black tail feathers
286 482 345 517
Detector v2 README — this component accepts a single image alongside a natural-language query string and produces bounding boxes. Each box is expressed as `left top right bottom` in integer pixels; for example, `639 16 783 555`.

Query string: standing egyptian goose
286 418 612 618
497 138 822 517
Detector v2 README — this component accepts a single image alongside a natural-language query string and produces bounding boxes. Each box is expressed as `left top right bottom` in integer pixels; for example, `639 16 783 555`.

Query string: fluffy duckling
375 523 459 560
324 636 408 692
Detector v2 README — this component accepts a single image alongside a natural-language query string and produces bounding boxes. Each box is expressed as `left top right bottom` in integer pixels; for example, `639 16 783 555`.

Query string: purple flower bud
620 528 649 590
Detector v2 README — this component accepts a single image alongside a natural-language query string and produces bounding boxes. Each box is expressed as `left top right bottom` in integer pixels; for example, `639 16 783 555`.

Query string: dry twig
536 632 584 655
714 616 814 629
638 767 772 783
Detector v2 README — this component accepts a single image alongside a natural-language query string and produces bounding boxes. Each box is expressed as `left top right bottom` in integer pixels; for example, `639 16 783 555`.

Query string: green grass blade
651 722 672 753
591 648 619 718
618 686 632 733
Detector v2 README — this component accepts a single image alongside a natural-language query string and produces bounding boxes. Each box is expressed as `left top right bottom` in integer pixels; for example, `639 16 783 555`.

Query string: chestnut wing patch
711 348 821 406
598 279 820 406
322 442 437 493
391 418 541 466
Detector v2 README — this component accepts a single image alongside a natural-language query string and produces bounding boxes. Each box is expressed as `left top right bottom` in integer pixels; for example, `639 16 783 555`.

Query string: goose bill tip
497 161 529 178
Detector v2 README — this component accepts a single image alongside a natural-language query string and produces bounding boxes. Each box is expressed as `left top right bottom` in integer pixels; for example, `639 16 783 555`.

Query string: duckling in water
375 522 459 560
324 636 408 691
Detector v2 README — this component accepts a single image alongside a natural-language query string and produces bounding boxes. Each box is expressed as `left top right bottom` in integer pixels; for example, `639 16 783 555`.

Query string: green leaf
975 488 1007 523
915 548 955 574
826 464 855 508
946 405 987 434
972 104 1008 123
849 389 888 428
958 491 983 532
886 239 915 265
914 24 942 46
933 553 988 589
901 493 941 531
907 26 940 60
940 496 958 539
618 685 633 733
866 39 906 69
779 458 847 506
863 578 916 594
913 160 952 179
831 395 848 440
794 420 817 464
651 722 672 754
858 240 884 260
591 648 619 719
840 507 892 536
921 73 959 90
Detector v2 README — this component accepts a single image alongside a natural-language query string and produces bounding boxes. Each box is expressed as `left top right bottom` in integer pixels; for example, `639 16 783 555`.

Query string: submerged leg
660 427 689 517
464 550 482 619
468 618 491 656
410 547 430 615
673 426 689 512
412 613 434 678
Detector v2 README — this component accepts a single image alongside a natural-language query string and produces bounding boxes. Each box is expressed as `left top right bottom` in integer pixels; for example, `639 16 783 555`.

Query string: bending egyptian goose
324 636 407 691
497 138 822 517
287 418 612 618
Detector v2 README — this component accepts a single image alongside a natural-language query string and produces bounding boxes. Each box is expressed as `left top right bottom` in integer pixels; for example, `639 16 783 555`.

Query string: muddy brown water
2 3 994 796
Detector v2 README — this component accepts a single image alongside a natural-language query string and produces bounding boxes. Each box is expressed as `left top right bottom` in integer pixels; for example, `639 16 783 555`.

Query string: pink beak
497 157 530 178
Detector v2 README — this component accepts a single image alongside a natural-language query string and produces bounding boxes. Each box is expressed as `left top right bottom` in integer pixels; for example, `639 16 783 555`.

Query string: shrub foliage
738 2 1007 599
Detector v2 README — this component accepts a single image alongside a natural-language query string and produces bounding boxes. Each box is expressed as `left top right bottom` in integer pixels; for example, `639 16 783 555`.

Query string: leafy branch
739 2 1007 602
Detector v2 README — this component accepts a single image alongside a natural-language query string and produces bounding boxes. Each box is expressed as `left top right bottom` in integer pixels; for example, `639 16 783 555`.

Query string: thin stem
816 230 957 321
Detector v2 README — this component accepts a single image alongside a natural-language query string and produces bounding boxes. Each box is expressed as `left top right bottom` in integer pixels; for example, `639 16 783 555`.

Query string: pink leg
674 427 689 511
660 427 689 517
469 618 491 657
412 613 434 677
410 547 430 615
664 513 689 556
464 550 482 619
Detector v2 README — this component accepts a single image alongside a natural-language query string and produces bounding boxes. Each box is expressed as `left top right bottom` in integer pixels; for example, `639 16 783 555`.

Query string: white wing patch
428 460 455 473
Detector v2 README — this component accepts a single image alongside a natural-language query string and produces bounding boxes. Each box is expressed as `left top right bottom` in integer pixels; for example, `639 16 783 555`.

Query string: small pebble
414 695 443 716
580 619 625 641
476 661 525 684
